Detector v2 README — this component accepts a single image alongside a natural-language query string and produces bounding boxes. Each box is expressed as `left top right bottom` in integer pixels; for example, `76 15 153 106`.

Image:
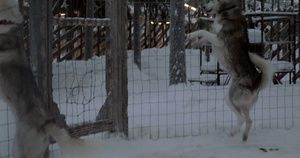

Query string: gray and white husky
0 0 101 157
188 0 273 141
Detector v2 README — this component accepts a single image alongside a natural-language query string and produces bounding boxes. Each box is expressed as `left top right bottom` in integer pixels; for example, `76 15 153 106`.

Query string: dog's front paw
191 38 207 49
187 30 206 49
187 30 204 41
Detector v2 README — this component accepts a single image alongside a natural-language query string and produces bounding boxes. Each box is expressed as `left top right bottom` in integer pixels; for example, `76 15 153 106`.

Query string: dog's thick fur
0 0 101 157
188 0 273 141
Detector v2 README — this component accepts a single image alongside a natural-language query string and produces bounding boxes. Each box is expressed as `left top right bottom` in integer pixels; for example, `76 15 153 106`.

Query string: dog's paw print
259 148 279 153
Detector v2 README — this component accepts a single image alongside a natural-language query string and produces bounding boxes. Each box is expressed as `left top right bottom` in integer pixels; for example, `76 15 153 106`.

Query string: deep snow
52 47 300 158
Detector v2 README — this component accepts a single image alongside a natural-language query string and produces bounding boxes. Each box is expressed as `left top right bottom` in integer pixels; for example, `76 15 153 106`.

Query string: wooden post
28 1 66 156
85 0 94 60
28 0 66 126
28 0 56 113
28 1 54 157
99 0 128 136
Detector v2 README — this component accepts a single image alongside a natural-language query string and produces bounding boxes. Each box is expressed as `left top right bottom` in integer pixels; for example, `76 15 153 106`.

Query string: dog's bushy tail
45 123 102 155
249 53 274 89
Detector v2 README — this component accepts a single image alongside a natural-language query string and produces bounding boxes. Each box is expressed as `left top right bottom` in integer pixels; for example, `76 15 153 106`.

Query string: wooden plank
61 39 84 60
52 26 80 47
155 25 170 48
295 57 300 63
293 71 300 82
67 120 114 138
53 33 84 58
275 72 289 81
244 11 298 16
49 120 114 144
53 26 107 61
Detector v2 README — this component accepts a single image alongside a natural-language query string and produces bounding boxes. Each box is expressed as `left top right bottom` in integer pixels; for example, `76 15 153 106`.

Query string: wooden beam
52 17 111 26
50 120 114 144
28 1 60 157
67 120 114 138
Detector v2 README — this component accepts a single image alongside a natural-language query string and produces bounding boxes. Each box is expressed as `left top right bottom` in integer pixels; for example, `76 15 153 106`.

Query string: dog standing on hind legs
0 0 101 157
187 0 273 141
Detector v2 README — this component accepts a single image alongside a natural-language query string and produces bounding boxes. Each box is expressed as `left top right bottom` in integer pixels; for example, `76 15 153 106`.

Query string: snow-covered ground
51 128 300 158
0 47 299 158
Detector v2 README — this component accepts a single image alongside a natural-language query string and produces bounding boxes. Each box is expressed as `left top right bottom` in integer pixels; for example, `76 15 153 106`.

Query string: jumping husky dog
188 0 273 141
0 0 101 157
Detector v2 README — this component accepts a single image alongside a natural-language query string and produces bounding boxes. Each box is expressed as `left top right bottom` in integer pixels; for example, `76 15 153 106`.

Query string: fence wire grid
0 0 299 158
127 0 300 139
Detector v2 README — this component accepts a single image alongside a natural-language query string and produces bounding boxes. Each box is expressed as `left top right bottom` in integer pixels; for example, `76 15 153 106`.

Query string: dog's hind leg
225 92 244 137
240 93 258 141
240 106 252 141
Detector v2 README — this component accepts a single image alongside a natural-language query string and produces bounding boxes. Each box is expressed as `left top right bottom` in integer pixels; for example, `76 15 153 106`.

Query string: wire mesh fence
127 47 300 139
126 0 300 140
0 0 299 157
51 0 109 127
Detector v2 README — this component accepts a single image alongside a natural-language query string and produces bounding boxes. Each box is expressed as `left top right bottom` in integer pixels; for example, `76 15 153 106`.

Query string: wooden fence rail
52 11 299 82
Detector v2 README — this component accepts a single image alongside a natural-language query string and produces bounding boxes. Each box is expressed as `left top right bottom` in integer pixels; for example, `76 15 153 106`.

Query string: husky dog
0 0 101 157
188 0 273 141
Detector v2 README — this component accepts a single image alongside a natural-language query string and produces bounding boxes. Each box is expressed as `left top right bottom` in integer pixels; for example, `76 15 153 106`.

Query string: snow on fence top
52 17 111 26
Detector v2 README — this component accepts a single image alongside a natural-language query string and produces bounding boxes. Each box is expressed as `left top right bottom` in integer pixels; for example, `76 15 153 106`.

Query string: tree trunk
169 0 187 85
134 0 141 70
